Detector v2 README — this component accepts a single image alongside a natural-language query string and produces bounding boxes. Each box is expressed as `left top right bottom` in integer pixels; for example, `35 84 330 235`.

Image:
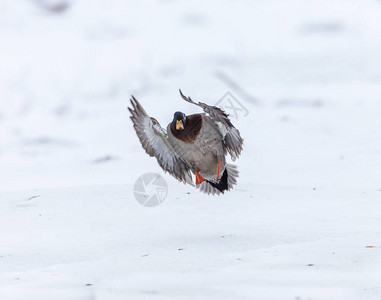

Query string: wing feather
179 89 243 160
128 96 194 185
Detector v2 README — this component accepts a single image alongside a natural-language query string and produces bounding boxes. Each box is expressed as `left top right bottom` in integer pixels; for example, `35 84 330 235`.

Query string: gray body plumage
167 114 225 182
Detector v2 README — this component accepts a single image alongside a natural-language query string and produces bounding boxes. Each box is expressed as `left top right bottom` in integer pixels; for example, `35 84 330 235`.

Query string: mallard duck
128 90 243 195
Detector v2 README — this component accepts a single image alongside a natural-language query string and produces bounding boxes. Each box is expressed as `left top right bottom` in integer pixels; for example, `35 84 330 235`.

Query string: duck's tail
197 163 239 195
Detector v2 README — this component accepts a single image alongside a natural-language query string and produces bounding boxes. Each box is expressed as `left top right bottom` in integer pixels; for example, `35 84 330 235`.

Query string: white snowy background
1 0 381 299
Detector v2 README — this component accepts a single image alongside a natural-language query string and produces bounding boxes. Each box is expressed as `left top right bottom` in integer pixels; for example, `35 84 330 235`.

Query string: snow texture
0 0 381 299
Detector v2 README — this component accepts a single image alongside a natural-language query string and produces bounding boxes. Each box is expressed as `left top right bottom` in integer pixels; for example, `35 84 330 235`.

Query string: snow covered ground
1 0 381 299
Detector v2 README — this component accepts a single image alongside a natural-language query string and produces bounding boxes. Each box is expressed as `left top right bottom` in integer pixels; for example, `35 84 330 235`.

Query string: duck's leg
195 170 206 185
216 160 223 179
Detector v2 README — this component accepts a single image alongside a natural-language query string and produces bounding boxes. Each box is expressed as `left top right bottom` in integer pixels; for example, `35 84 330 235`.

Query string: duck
128 90 243 195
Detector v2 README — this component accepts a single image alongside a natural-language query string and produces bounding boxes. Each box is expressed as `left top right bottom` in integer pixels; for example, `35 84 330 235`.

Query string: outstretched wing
128 96 194 185
179 89 243 161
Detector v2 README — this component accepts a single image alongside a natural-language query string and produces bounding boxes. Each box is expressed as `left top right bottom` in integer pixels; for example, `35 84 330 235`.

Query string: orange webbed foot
195 170 206 185
216 160 223 180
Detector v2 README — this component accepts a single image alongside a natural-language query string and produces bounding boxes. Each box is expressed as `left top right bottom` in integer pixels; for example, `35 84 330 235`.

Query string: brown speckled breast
170 114 202 143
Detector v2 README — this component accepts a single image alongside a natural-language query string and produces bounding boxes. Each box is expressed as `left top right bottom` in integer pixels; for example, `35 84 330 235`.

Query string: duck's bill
176 120 184 130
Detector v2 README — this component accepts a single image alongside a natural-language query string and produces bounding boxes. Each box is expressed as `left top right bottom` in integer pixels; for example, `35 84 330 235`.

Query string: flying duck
128 90 243 195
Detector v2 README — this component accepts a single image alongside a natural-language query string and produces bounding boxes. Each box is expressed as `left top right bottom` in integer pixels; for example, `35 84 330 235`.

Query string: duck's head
173 111 186 130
